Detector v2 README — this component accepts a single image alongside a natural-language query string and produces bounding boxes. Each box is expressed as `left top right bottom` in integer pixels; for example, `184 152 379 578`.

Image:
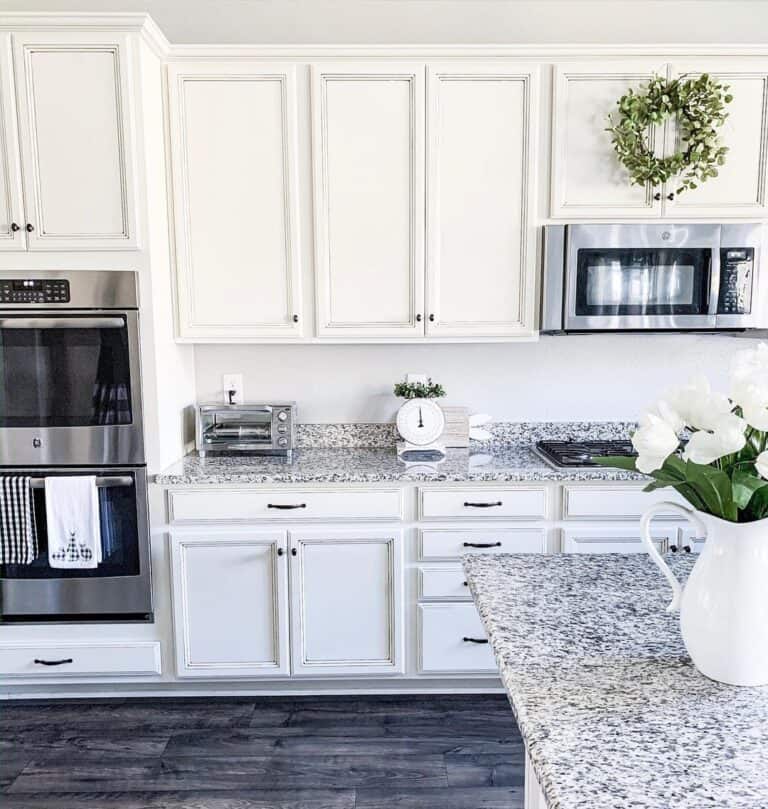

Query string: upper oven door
564 224 720 331
0 311 144 466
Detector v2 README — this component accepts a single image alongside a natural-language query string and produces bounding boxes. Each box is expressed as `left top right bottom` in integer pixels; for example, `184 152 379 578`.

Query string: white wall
194 334 759 424
3 1 768 45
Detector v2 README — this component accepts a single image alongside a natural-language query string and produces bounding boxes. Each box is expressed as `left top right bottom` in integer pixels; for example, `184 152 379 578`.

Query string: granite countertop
463 553 768 809
153 445 647 486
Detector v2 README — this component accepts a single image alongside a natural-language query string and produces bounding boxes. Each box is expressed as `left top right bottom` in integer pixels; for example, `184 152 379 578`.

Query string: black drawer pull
267 503 307 510
463 541 502 549
463 501 503 508
34 658 73 666
462 637 488 644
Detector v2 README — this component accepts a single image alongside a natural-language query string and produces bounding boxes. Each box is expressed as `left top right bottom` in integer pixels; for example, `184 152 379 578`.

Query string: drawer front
169 488 402 522
420 527 545 560
562 486 686 520
0 642 162 678
419 487 547 520
562 526 676 554
419 567 471 600
419 604 497 673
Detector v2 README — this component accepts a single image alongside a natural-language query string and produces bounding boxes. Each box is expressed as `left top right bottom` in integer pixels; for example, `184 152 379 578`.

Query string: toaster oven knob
277 425 287 434
278 437 288 447
277 410 288 422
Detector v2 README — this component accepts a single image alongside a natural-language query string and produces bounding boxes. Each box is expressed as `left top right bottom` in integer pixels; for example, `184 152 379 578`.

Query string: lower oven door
0 466 152 622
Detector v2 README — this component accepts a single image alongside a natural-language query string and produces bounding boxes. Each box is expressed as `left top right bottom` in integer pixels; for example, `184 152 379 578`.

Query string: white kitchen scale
396 398 446 461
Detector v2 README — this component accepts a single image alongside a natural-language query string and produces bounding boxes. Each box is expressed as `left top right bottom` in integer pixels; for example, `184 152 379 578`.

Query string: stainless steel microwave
541 224 766 333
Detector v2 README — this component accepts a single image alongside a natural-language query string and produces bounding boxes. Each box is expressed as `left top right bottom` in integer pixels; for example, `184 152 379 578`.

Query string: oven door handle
0 317 125 329
708 241 722 319
28 476 134 490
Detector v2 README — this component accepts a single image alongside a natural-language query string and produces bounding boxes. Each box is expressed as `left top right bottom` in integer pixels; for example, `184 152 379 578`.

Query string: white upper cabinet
289 529 404 676
0 35 24 251
551 62 666 219
666 63 768 217
551 60 768 219
169 530 290 678
167 62 303 340
312 64 425 338
426 65 538 337
12 32 138 250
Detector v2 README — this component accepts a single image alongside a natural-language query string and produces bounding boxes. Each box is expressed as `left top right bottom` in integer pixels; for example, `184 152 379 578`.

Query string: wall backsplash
193 334 760 424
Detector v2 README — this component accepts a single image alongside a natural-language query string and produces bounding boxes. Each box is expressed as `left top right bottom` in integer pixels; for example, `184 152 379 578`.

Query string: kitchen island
463 553 768 809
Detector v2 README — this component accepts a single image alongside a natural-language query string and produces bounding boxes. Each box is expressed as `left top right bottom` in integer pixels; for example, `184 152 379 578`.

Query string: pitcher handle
640 502 707 614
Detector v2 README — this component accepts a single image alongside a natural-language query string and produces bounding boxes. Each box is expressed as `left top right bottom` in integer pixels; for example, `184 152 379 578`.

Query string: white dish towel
45 476 102 569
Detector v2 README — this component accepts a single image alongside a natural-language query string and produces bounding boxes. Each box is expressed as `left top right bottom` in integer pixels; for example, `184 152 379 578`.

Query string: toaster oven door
200 408 274 453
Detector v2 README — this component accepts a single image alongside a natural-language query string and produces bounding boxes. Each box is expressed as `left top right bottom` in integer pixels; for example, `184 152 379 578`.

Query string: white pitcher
641 502 768 686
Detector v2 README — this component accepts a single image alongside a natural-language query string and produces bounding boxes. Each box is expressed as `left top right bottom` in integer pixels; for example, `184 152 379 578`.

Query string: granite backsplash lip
154 443 645 486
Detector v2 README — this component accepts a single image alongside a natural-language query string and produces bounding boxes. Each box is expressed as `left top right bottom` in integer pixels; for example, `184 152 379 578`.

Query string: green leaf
731 469 768 510
684 461 738 521
591 455 639 472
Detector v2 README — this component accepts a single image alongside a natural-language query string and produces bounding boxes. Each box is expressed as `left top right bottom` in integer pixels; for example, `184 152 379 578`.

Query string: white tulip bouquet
595 343 768 523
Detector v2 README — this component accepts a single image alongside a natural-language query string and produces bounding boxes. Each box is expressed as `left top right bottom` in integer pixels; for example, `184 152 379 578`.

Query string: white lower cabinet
289 529 404 676
419 603 497 674
169 530 290 678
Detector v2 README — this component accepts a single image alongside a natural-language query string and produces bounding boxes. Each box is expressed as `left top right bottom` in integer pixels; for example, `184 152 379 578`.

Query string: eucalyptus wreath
607 73 733 194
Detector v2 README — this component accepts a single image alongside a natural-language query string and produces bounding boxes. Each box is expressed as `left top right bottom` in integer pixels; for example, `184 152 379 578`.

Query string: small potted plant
596 342 768 686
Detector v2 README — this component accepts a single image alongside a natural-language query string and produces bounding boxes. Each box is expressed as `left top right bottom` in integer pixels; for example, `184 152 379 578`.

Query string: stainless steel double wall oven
0 271 152 621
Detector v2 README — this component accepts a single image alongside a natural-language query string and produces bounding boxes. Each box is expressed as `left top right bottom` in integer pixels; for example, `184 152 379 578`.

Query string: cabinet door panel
290 529 404 675
170 531 289 678
551 62 666 218
312 64 424 337
168 63 302 339
667 66 768 216
13 32 137 250
0 34 24 251
426 66 537 337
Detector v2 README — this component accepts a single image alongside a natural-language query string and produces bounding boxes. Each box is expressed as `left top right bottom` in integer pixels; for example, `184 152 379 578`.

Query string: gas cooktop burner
535 439 636 468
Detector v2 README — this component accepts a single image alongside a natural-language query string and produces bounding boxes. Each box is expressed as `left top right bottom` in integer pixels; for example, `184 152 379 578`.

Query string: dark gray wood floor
0 694 524 808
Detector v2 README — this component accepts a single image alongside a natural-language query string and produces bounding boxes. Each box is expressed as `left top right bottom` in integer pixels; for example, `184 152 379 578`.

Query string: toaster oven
196 403 296 457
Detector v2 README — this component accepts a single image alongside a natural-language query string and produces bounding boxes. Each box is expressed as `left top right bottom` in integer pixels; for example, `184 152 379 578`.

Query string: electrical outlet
222 374 244 405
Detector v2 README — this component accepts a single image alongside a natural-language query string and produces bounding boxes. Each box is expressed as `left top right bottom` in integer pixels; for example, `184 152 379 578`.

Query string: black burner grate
535 439 636 468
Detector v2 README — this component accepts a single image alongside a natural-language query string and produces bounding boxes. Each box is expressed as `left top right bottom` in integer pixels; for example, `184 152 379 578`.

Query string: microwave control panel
0 278 70 304
718 248 754 315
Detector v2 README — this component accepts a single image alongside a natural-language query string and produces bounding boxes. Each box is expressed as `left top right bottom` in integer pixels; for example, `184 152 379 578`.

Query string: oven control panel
0 278 70 304
718 248 754 315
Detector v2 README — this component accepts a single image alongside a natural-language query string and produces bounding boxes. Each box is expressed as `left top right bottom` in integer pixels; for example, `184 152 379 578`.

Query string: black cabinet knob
25 223 34 233
291 547 298 557
653 192 661 201
292 314 299 323
416 313 422 322
277 547 285 556
428 314 435 322
667 193 675 201
10 222 19 232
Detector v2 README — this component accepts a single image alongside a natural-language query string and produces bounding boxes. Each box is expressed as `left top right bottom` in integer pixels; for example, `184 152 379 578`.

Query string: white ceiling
0 0 766 44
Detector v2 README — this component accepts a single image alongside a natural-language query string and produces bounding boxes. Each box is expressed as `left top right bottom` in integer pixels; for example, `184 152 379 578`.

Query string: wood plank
445 753 526 787
0 730 171 757
8 754 449 792
0 789 357 808
356 786 524 808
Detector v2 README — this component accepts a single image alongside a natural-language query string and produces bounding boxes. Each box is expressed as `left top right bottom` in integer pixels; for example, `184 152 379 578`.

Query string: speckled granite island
463 554 768 809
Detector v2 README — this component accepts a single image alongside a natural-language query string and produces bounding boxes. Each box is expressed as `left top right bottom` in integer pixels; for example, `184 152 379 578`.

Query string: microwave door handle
708 245 721 321
28 476 134 490
0 317 125 329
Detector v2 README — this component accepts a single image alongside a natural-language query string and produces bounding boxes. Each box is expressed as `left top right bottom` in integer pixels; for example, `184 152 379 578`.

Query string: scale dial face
396 399 445 446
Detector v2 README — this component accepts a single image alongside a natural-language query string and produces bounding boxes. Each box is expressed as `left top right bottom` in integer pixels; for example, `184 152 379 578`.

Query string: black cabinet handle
277 547 285 556
267 503 307 510
463 501 502 508
34 658 73 666
291 547 297 557
416 313 422 322
463 541 502 548
292 314 299 323
653 192 661 201
462 581 468 587
25 223 34 233
428 314 435 322
10 222 19 232
462 637 488 644
667 192 675 201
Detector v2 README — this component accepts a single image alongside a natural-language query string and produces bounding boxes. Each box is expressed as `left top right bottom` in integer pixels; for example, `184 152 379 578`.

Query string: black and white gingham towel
0 476 38 564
